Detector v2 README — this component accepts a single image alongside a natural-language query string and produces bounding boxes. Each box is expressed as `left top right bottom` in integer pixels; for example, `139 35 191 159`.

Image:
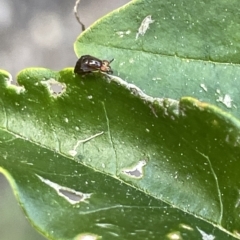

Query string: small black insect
74 55 114 75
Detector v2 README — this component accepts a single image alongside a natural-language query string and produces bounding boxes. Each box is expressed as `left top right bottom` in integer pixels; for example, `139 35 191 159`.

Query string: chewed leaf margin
0 68 240 239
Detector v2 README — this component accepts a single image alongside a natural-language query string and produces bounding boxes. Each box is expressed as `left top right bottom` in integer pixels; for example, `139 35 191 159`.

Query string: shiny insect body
74 55 114 75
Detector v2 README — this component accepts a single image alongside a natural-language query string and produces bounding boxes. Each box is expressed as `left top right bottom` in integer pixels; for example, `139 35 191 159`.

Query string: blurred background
0 0 130 239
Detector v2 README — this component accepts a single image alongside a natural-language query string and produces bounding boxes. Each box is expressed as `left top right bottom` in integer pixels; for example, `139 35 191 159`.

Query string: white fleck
87 95 93 99
179 224 193 231
116 30 131 38
146 128 150 132
20 161 33 166
36 175 91 204
234 189 240 208
152 77 162 81
129 58 134 63
69 150 77 156
136 15 155 39
235 198 240 208
196 227 215 240
200 83 208 92
64 118 69 123
116 31 124 38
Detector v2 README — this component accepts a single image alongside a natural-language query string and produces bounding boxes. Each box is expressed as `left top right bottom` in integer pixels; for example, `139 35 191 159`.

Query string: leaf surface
75 0 240 118
0 68 240 239
1 0 240 239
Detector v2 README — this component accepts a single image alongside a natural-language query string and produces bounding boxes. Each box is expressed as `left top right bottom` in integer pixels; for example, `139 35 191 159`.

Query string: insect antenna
74 0 86 32
109 59 114 64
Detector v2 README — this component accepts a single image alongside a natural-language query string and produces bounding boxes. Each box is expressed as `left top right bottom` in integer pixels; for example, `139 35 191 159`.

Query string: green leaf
74 0 240 119
1 0 240 239
0 67 240 239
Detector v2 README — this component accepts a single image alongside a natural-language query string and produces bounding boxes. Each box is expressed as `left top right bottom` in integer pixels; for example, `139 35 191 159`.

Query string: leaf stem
74 0 86 32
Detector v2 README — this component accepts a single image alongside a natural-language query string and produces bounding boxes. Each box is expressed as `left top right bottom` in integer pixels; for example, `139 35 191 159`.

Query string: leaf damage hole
40 78 66 97
69 131 104 157
136 15 155 40
122 160 146 178
36 175 91 204
5 74 25 94
107 75 179 119
74 233 99 240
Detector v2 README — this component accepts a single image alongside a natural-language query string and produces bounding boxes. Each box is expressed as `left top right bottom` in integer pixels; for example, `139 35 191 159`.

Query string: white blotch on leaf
196 227 215 240
136 15 155 39
200 83 208 92
36 175 91 204
74 233 99 240
166 231 182 240
217 94 232 108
